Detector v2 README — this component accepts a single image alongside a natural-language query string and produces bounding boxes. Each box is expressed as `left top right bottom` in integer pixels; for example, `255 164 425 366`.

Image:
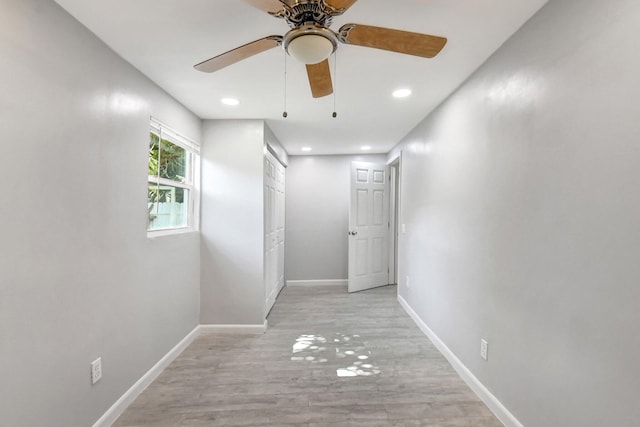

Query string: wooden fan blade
194 36 283 73
339 24 447 58
306 59 333 98
325 0 359 13
243 0 287 14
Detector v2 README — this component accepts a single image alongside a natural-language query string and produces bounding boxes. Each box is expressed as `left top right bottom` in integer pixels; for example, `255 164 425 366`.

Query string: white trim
146 227 197 238
286 279 348 287
92 326 200 427
199 321 268 335
150 116 200 153
265 142 287 169
148 176 192 189
388 161 399 285
397 295 523 427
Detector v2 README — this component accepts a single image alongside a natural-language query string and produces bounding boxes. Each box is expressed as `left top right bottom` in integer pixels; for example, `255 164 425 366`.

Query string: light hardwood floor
113 285 502 427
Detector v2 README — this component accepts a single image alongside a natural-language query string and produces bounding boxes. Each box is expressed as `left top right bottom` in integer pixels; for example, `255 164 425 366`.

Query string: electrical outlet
91 357 102 384
480 339 488 361
406 276 410 288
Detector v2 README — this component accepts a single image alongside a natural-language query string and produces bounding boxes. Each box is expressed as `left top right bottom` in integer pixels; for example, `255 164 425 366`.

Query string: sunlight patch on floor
291 333 381 377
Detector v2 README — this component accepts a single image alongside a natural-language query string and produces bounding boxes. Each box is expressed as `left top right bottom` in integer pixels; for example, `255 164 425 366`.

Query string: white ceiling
54 0 548 155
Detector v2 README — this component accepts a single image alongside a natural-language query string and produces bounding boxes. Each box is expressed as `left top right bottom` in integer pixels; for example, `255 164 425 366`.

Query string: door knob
349 230 358 236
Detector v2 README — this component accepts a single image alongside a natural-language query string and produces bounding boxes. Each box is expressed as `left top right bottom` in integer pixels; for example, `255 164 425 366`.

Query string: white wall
200 120 266 325
285 154 386 281
390 0 640 426
0 1 201 426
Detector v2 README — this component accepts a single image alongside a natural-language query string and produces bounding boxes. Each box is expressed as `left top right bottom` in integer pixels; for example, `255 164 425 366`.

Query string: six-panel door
348 161 389 293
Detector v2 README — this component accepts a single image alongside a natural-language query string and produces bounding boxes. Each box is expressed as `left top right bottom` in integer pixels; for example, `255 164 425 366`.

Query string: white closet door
275 160 285 304
264 152 285 316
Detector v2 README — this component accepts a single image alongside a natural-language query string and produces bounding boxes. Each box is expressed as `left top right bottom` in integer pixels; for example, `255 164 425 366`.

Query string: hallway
114 286 501 426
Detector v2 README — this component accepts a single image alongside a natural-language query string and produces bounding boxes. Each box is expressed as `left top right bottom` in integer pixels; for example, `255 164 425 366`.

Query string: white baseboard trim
397 295 523 427
199 320 267 334
92 325 200 427
93 320 270 426
286 279 347 287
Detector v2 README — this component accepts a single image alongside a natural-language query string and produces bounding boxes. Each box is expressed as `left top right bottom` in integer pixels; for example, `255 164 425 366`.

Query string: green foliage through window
148 133 187 182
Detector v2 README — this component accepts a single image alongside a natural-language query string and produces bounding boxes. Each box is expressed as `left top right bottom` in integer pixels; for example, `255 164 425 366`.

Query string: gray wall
390 0 640 426
200 120 266 325
285 154 387 281
0 1 201 426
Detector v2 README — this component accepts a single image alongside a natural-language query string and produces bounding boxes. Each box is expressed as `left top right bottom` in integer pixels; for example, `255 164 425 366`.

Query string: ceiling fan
194 0 447 98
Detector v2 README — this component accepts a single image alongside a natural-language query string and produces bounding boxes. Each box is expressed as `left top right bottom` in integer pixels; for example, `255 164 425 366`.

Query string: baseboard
397 295 523 427
286 279 347 287
199 320 267 334
93 320 269 426
92 325 200 427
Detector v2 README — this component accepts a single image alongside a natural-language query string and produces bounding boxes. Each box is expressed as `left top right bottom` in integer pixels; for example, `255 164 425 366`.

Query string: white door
275 160 285 305
264 152 286 316
348 161 390 293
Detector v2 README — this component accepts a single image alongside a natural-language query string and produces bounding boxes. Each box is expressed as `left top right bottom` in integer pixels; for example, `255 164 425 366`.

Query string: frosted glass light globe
287 34 334 64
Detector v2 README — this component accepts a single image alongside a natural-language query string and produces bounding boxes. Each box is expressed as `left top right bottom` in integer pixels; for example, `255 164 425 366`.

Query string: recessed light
392 88 412 98
221 97 240 106
301 147 312 152
361 146 372 151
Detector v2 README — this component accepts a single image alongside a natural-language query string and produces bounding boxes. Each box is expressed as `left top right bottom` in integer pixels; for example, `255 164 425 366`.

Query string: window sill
147 227 198 239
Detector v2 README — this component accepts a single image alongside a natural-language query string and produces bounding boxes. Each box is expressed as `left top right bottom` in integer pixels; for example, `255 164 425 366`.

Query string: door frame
388 154 401 286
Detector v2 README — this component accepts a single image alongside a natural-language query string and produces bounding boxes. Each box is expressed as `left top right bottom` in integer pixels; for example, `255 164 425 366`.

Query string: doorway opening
346 156 400 293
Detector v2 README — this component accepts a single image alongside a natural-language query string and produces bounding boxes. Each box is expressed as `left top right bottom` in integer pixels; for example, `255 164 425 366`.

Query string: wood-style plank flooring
113 285 502 427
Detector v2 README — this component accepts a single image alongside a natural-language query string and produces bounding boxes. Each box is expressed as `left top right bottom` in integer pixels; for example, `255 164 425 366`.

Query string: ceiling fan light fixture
288 35 333 64
284 26 338 65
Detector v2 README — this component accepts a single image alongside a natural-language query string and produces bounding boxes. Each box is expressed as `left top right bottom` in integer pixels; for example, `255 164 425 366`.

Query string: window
148 118 200 234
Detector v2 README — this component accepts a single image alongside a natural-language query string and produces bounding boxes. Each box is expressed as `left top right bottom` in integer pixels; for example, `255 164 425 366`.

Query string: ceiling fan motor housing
282 1 342 28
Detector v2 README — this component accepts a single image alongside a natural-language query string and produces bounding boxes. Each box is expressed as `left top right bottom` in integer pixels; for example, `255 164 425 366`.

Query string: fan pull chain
332 51 337 118
283 51 288 118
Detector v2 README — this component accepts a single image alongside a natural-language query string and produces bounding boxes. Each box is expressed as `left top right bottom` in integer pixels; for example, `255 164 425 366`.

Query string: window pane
159 138 187 183
149 133 160 177
147 185 189 230
147 183 159 230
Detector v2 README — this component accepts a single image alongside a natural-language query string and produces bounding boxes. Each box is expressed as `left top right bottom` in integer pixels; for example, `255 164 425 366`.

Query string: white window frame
147 117 200 237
